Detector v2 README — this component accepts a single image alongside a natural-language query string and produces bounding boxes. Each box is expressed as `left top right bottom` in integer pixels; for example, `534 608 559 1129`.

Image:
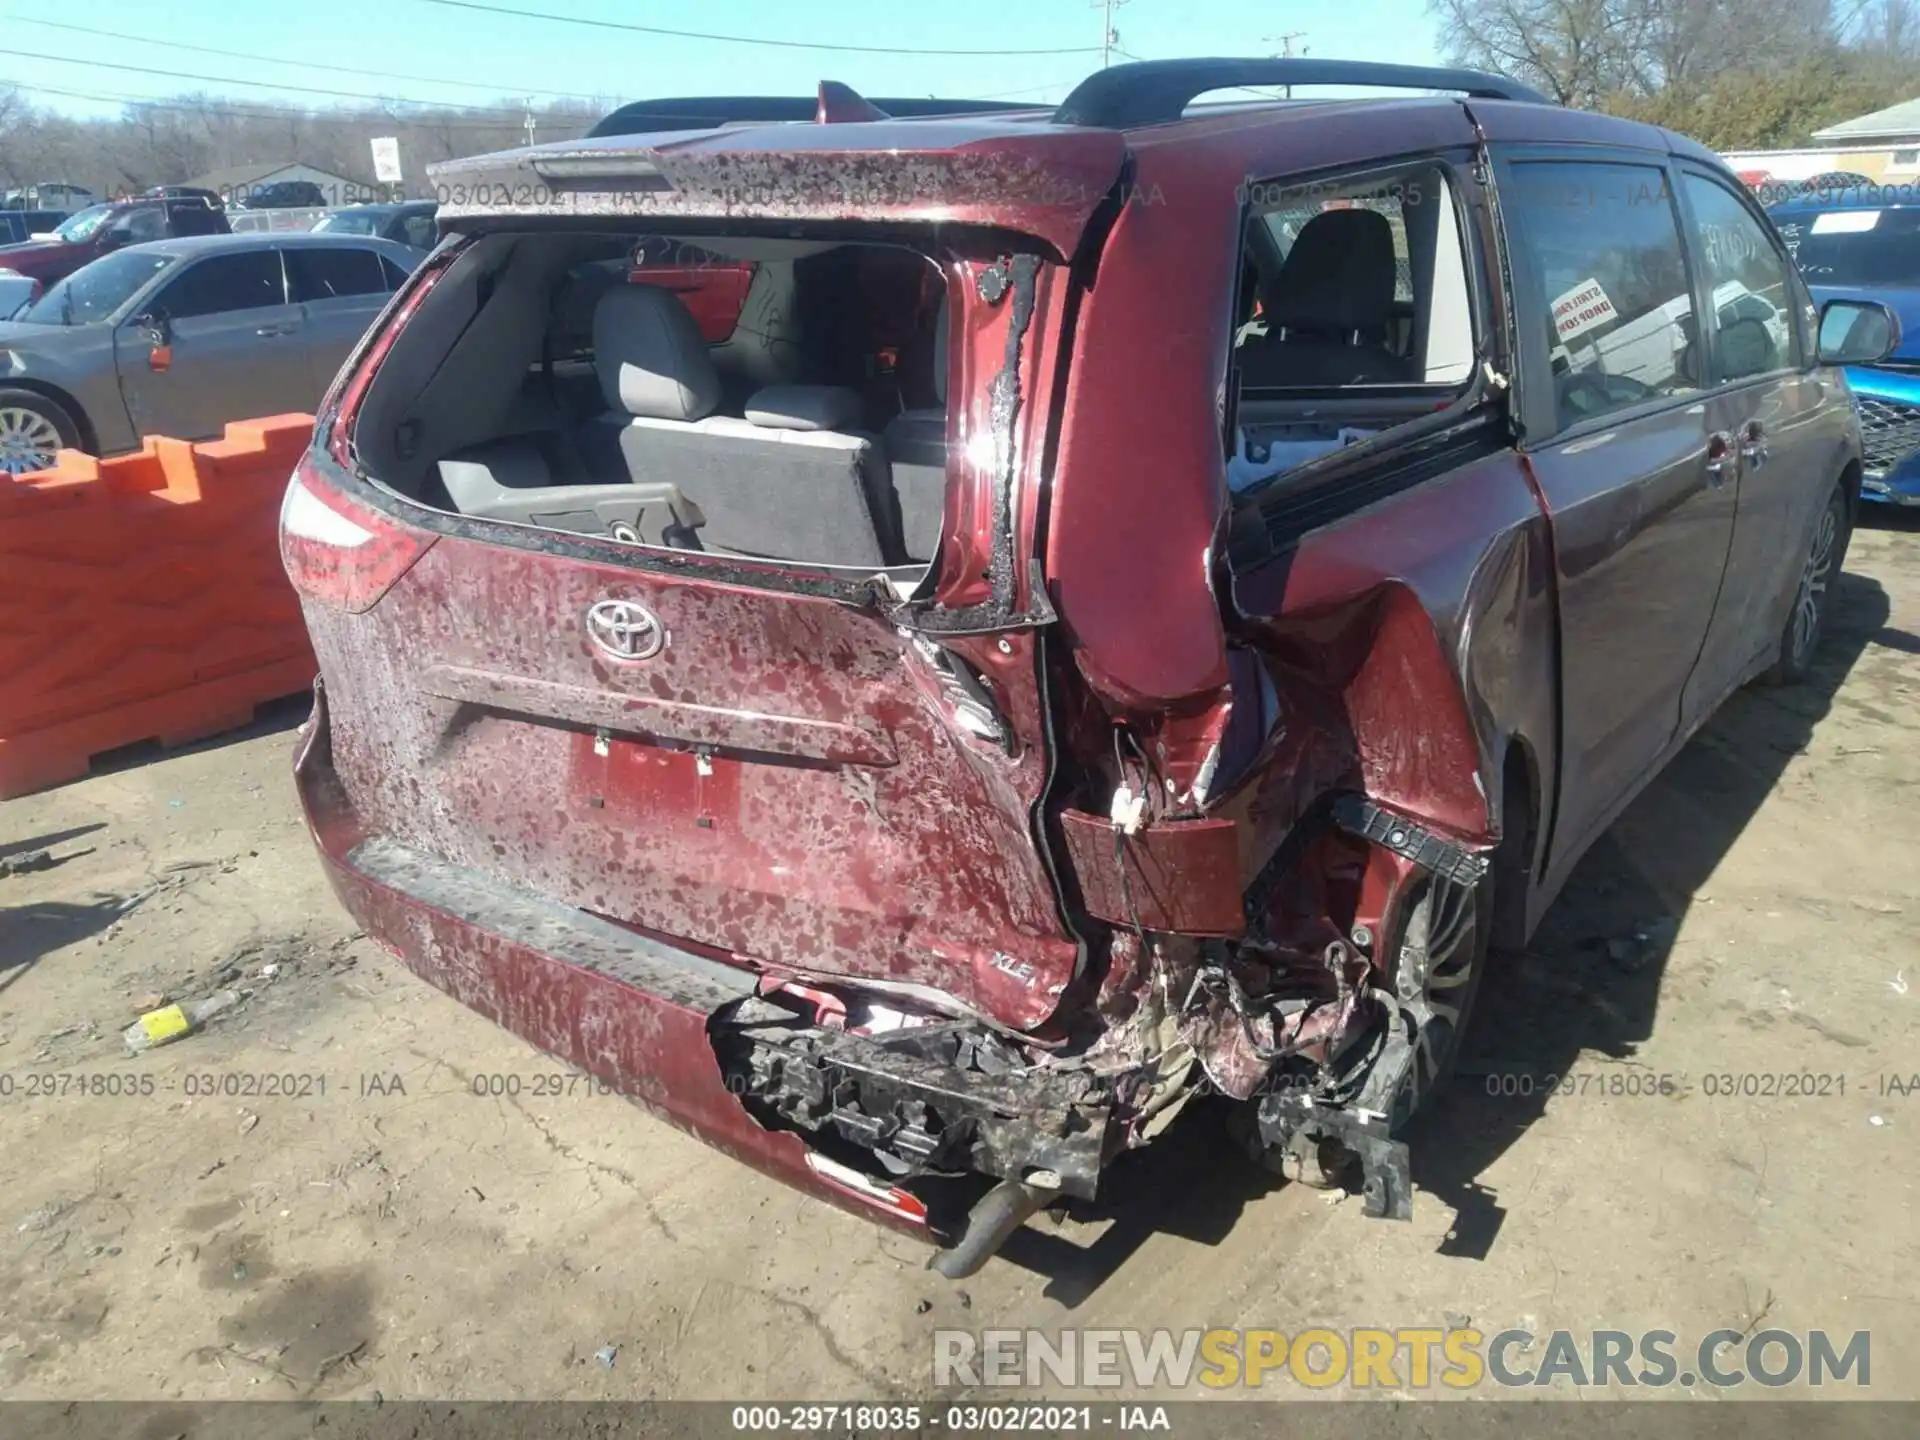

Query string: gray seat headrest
745 384 862 432
594 284 721 421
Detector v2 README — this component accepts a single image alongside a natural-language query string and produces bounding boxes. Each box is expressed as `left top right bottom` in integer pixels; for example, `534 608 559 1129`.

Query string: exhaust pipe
930 1178 1053 1279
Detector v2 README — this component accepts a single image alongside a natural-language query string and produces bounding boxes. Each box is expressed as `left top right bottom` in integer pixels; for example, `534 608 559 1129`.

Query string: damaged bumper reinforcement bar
713 1003 1116 1199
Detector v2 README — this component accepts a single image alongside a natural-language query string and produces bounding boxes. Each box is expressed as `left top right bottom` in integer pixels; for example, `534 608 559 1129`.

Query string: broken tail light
803 1152 930 1223
279 460 434 614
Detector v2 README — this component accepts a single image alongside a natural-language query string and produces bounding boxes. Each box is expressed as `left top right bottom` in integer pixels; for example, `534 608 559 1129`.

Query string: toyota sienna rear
284 63 1765 1275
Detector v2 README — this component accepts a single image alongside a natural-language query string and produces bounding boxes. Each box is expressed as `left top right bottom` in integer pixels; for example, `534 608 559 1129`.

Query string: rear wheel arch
1490 737 1540 952
1762 475 1852 686
1837 455 1862 525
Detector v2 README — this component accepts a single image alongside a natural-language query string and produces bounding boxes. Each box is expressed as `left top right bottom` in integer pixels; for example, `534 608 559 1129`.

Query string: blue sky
0 0 1448 119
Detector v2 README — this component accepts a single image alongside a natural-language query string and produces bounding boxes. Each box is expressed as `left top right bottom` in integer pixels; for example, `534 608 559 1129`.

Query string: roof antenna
817 81 891 123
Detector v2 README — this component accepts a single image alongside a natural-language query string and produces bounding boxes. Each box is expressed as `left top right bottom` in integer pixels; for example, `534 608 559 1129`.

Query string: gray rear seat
439 283 903 567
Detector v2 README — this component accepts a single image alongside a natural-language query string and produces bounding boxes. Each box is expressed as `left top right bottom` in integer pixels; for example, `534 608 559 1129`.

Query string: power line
1090 0 1130 69
6 73 1065 124
412 0 1102 56
4 47 538 116
5 16 615 104
2 78 588 130
972 77 1084 100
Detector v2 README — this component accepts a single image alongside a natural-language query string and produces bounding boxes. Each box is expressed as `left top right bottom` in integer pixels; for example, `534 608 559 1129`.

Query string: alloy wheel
1389 877 1482 1126
0 405 63 476
1790 501 1839 667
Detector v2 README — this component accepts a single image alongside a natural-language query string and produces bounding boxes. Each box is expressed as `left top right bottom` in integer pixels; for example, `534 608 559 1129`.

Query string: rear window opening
348 229 953 577
1226 159 1479 495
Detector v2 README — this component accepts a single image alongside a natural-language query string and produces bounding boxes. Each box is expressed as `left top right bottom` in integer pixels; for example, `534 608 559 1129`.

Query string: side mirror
132 311 172 371
1817 299 1901 366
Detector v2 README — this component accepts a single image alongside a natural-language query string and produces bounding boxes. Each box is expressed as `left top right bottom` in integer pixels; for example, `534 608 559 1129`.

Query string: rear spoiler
426 122 1128 259
589 87 1046 137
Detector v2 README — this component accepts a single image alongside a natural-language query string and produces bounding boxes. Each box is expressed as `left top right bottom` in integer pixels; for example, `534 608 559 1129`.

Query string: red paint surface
298 518 1078 1033
295 699 931 1237
1058 808 1245 935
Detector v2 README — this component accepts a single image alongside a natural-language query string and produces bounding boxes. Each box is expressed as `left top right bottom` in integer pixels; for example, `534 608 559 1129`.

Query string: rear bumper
291 680 936 1238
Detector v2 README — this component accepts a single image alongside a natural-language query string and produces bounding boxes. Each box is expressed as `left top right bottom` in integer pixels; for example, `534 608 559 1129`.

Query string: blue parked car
1772 190 1920 506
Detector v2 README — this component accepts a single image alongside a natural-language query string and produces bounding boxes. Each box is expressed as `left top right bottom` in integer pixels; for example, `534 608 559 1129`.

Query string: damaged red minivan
285 59 1895 1276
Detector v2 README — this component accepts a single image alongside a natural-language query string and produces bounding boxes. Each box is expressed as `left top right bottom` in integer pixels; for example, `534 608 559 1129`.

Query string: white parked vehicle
224 207 332 234
1552 279 1789 393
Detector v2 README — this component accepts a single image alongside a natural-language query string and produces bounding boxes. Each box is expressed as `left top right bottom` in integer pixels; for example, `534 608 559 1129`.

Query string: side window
400 214 436 250
380 255 412 290
119 206 166 243
154 251 286 318
1503 161 1700 431
286 246 387 302
1222 159 1478 495
1680 173 1800 381
166 202 223 238
1233 161 1476 391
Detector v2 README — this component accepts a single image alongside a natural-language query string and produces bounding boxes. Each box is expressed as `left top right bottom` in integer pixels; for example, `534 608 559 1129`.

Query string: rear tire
1388 872 1492 1132
1761 484 1850 686
0 387 82 476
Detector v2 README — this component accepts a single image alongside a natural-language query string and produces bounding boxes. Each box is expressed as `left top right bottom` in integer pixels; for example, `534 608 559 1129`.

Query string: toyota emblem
585 599 666 662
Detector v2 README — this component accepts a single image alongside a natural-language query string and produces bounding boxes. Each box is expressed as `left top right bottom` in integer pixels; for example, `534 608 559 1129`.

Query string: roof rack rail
1052 57 1552 128
586 93 1040 139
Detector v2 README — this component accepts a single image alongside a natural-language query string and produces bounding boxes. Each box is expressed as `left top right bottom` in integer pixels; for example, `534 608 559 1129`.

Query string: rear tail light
279 460 434 613
803 1152 929 1223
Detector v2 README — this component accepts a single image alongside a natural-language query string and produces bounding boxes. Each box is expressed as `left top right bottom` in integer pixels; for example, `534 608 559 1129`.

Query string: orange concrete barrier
0 415 318 800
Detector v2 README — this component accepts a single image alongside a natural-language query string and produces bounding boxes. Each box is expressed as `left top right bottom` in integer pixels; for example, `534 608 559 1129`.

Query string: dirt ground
3 515 1919 1408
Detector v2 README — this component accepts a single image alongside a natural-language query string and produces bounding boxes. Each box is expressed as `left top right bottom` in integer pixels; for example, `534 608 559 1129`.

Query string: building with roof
1812 98 1920 173
1721 98 1920 188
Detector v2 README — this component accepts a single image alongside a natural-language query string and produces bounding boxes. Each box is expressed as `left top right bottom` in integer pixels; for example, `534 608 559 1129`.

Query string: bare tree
1435 0 1912 145
1432 0 1646 104
0 86 37 190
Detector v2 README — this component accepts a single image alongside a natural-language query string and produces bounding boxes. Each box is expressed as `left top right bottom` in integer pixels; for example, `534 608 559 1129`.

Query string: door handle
254 323 296 337
1739 419 1769 469
1705 431 1735 487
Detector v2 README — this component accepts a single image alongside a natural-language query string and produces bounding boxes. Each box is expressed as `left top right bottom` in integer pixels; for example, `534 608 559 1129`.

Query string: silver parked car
0 232 425 475
0 273 36 321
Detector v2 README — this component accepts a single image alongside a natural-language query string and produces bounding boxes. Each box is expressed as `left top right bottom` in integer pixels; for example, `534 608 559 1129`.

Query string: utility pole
1091 0 1130 67
1263 32 1308 97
